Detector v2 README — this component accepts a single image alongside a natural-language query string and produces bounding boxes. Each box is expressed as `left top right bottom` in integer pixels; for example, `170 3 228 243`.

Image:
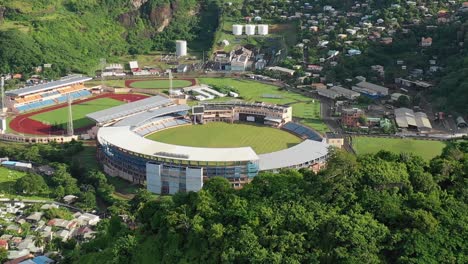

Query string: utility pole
1 77 5 112
67 94 74 136
0 77 6 133
169 70 173 98
100 58 106 87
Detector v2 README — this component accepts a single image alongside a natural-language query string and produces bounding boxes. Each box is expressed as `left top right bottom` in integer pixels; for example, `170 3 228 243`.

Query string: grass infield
198 78 328 133
30 97 124 129
146 122 302 154
352 137 446 160
128 79 193 89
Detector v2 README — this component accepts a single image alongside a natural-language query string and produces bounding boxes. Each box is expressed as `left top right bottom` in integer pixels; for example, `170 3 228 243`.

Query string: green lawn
107 176 140 200
147 122 302 154
0 167 27 194
198 78 328 134
0 167 52 200
86 80 126 88
352 137 446 160
30 97 124 129
129 79 193 89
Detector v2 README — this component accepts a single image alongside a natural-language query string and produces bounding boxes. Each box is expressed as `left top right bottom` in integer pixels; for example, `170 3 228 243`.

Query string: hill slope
0 0 219 75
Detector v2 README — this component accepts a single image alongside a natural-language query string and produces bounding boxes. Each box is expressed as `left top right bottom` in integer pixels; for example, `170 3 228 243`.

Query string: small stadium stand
86 95 173 125
113 104 190 127
6 75 91 97
133 117 191 136
282 122 322 141
8 75 92 113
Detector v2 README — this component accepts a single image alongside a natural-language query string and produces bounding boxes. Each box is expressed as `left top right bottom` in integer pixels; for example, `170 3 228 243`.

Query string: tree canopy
66 141 468 263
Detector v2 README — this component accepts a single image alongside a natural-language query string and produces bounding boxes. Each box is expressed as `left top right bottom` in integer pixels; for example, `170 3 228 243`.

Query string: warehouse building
394 107 432 132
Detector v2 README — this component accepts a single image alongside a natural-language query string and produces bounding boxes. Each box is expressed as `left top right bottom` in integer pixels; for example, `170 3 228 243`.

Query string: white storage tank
245 24 256 35
257 24 269 35
232 24 243 35
176 40 187 57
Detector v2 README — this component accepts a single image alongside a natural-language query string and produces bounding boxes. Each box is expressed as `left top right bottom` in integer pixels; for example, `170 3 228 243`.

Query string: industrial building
329 86 360 100
352 81 389 98
267 66 296 76
394 107 432 132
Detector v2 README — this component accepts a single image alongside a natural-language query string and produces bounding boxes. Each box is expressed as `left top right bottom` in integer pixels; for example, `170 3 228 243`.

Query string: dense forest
62 141 467 263
0 0 220 75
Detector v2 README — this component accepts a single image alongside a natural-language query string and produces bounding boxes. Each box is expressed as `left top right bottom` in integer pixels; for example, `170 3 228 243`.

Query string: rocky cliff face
131 0 149 9
0 6 6 23
118 0 177 33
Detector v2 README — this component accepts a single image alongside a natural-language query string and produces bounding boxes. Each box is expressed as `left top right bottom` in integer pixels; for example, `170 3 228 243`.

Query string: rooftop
98 126 259 162
6 75 92 97
113 104 190 127
86 95 172 124
356 81 389 94
258 140 329 171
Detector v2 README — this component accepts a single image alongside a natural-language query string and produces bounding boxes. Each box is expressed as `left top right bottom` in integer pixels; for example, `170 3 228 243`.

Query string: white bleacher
192 89 215 100
200 87 226 97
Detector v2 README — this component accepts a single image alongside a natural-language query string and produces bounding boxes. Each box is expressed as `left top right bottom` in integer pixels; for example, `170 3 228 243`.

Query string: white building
176 40 187 57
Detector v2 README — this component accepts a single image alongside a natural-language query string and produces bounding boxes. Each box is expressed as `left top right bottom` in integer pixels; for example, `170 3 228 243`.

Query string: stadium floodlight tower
100 58 106 86
169 70 173 98
67 94 74 136
0 77 6 133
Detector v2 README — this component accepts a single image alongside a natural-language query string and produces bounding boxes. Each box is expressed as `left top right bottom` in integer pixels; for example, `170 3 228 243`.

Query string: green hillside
0 0 219 75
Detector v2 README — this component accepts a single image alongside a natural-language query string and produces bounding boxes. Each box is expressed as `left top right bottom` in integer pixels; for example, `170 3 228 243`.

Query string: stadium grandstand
6 75 92 113
90 97 329 194
198 101 293 126
86 95 174 126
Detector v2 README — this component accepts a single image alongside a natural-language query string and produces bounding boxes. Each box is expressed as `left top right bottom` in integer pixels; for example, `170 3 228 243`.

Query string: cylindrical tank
176 40 187 57
232 24 243 35
245 24 256 35
257 24 269 35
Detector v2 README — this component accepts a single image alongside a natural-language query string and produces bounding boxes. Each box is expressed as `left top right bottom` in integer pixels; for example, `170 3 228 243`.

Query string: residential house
341 108 365 127
266 66 295 76
325 133 344 149
0 239 8 250
421 37 433 47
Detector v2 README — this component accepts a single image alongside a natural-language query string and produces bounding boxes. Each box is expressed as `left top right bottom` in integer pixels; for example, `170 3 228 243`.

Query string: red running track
9 93 149 135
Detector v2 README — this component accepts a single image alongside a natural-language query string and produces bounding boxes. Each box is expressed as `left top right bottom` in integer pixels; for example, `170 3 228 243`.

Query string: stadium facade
89 96 329 195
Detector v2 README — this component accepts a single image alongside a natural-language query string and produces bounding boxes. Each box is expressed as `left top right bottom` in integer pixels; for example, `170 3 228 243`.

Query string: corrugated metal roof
6 75 92 97
356 81 388 95
395 108 432 130
86 95 172 124
258 140 329 170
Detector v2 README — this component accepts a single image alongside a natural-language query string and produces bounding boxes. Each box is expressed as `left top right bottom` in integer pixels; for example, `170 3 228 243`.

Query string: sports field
126 79 194 89
30 97 123 129
199 78 328 133
352 137 446 160
146 122 302 154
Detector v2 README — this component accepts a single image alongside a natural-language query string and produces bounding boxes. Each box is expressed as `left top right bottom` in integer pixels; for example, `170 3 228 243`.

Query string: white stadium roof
113 104 190 127
86 95 172 124
6 75 92 97
97 126 259 162
258 140 329 171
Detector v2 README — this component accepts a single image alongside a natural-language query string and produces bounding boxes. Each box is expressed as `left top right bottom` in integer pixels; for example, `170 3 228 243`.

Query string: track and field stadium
3 75 329 194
